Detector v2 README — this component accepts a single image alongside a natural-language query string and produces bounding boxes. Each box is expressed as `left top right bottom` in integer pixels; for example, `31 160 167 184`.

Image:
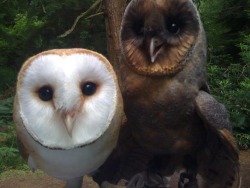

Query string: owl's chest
122 76 205 153
22 134 110 180
123 75 197 117
17 121 117 180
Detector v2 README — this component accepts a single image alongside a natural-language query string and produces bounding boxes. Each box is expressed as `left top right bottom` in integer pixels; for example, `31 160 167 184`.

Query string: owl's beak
62 110 77 137
150 37 164 63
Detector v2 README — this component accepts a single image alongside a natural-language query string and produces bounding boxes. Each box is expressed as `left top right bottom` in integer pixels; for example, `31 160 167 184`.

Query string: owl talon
101 181 127 188
126 173 145 188
126 172 170 188
178 171 198 188
178 181 198 188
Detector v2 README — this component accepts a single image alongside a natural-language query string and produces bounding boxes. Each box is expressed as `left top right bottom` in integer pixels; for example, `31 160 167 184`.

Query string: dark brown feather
94 0 240 187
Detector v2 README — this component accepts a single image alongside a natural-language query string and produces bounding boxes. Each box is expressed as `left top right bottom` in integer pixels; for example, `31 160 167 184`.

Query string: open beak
149 37 164 63
62 110 77 137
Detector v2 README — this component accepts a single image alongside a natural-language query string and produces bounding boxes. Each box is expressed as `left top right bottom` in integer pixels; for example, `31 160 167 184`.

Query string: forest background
0 0 249 174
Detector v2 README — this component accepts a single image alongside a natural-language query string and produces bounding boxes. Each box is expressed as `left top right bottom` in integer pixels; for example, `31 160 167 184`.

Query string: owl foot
178 171 198 188
101 180 127 188
126 172 170 188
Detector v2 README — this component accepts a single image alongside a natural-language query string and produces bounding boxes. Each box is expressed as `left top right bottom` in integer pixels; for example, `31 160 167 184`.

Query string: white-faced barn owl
93 0 240 187
13 48 123 188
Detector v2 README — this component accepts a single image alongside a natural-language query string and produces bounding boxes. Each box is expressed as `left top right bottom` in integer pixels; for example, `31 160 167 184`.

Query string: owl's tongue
150 38 163 63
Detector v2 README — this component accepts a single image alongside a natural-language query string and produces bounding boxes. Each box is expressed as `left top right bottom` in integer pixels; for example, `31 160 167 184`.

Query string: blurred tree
0 0 106 69
0 0 106 92
200 0 250 148
200 0 250 62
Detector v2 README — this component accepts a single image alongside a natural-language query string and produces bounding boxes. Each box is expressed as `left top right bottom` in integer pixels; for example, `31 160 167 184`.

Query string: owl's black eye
38 86 53 101
167 22 180 35
82 82 97 96
133 20 144 36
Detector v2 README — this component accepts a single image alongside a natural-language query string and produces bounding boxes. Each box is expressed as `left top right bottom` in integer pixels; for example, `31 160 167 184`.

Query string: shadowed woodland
0 0 249 181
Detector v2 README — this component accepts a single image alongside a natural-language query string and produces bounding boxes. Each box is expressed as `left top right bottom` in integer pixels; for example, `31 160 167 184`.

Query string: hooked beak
62 110 77 137
149 37 164 63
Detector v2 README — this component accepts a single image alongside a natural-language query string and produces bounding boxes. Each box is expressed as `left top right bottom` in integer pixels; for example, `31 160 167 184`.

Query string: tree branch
58 0 102 38
86 12 104 19
39 0 46 14
0 0 8 4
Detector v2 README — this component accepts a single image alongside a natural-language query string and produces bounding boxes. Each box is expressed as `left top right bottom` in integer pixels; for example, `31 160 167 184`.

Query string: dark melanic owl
93 0 240 188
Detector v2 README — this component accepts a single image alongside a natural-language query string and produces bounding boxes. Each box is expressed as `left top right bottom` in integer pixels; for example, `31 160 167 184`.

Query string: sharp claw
126 173 145 188
178 171 198 188
101 181 127 188
127 172 171 188
178 173 188 188
146 172 163 186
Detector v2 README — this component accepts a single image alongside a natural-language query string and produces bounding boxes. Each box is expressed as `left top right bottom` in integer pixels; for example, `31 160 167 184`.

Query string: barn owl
94 0 240 187
13 48 123 188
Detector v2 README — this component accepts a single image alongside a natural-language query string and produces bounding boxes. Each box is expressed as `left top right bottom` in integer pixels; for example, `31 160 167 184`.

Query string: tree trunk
103 0 126 77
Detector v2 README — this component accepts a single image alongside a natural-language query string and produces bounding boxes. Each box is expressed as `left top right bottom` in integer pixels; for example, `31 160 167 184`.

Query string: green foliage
208 64 250 148
200 0 250 148
239 34 250 64
0 0 106 70
235 133 250 150
207 59 250 149
0 12 45 68
0 97 13 116
0 97 25 172
0 68 16 94
0 0 106 93
200 0 250 62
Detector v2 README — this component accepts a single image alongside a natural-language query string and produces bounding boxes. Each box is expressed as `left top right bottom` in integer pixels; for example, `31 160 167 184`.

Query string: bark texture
103 0 126 78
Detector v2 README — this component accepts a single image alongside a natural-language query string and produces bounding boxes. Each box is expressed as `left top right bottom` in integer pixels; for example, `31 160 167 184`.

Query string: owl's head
15 49 122 149
121 0 204 76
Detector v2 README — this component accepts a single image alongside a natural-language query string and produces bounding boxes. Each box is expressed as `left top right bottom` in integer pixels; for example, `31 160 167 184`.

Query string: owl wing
16 134 37 171
195 91 241 187
14 97 38 172
16 136 29 162
195 91 238 156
